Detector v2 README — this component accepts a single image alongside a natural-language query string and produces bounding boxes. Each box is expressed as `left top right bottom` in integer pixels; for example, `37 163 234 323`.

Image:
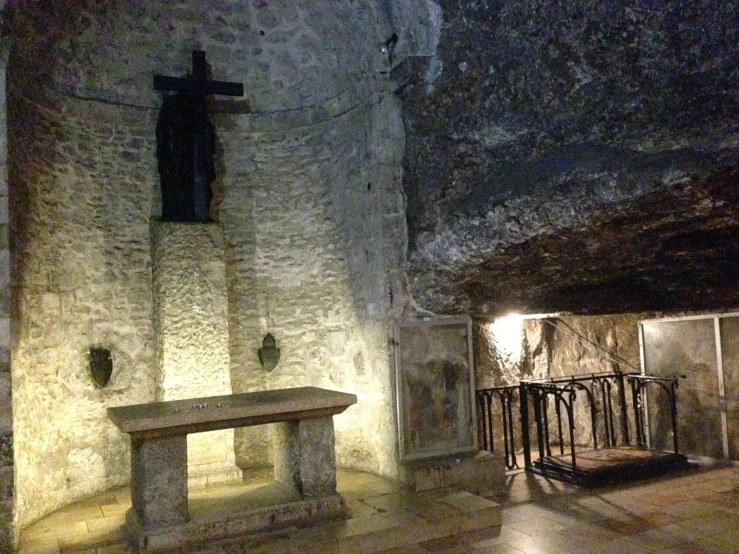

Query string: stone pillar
274 417 337 498
151 223 240 486
129 436 188 529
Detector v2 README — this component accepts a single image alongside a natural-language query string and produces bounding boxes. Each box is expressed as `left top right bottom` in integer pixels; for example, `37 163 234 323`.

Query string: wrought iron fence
627 373 680 452
476 372 682 478
476 385 519 470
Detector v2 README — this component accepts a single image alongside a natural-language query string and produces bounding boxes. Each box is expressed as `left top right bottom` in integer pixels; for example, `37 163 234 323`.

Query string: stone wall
6 0 392 114
545 315 643 377
0 26 13 551
218 81 405 476
475 314 645 449
152 224 240 486
8 92 159 530
6 0 406 537
403 0 739 315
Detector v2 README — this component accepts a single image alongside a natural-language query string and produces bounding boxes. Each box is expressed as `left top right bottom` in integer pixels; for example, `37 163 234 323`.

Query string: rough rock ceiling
409 170 739 316
400 0 738 316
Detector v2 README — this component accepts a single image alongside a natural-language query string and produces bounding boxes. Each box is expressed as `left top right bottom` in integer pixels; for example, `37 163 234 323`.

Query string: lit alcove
7 1 408 544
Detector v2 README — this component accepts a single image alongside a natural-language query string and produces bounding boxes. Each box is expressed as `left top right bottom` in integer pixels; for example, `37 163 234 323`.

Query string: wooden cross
153 51 244 222
153 50 244 99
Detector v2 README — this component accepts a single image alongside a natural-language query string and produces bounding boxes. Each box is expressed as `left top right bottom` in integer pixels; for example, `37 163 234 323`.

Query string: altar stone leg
130 435 189 528
274 417 337 497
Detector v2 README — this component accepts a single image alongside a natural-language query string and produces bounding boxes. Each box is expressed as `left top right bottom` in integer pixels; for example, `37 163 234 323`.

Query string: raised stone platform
108 387 357 552
18 468 504 554
401 450 506 496
124 485 347 553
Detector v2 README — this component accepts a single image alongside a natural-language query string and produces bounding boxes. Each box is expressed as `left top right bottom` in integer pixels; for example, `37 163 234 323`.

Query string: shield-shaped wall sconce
89 348 113 388
258 333 280 372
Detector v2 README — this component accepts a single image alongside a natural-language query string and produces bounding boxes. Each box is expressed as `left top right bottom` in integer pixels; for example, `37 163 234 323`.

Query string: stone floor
17 463 739 553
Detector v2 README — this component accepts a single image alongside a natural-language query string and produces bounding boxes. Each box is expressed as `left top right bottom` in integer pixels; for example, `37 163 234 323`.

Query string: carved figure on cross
154 50 244 222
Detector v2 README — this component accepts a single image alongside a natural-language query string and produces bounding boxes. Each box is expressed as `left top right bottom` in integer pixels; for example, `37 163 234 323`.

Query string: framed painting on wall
394 316 477 461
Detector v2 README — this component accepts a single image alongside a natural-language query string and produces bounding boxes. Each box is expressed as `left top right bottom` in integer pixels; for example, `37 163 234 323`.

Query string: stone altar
108 387 356 552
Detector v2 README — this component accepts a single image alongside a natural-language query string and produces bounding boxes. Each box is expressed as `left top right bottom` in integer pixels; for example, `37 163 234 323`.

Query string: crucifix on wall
154 50 244 222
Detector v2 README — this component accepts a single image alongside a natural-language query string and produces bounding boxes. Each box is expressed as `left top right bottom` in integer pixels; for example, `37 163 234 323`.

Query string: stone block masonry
274 418 338 498
218 84 406 477
9 93 159 532
6 1 407 542
151 223 240 487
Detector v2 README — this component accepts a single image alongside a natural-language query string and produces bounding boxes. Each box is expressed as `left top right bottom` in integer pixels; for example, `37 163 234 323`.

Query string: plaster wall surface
151 223 239 485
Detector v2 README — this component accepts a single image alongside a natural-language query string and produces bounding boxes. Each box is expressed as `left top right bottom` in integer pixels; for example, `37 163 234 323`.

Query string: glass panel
642 319 722 458
397 320 476 460
719 317 739 460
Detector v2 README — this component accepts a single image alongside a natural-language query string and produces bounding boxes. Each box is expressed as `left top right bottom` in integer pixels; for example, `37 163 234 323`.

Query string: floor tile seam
659 503 739 519
507 521 565 537
339 517 458 553
31 513 105 529
625 526 693 550
548 523 623 542
696 502 739 515
538 507 615 523
668 504 739 527
324 512 428 540
496 523 572 543
502 509 576 529
358 498 465 519
660 523 726 542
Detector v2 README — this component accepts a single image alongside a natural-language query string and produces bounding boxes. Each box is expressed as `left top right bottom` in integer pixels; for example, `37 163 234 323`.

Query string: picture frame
394 316 477 461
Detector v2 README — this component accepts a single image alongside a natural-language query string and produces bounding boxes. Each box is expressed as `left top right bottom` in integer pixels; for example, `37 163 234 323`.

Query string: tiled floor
18 463 739 553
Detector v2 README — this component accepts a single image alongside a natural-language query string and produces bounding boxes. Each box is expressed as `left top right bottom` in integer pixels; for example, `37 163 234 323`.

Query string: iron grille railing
476 385 519 470
476 372 682 477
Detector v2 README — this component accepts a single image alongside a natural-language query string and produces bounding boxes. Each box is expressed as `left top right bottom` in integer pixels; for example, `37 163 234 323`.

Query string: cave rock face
401 0 739 315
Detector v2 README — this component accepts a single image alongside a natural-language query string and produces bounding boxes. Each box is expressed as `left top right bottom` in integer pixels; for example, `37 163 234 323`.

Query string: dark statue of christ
153 50 243 222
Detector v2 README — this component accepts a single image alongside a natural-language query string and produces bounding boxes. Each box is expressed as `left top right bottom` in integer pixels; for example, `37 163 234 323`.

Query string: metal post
542 392 552 457
587 387 598 450
568 390 577 471
520 383 531 469
670 380 679 454
631 379 644 447
555 393 564 455
533 388 546 462
508 389 519 469
616 372 629 445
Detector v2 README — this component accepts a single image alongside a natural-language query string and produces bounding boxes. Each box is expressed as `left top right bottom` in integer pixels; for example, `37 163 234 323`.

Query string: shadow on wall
7 2 162 534
200 3 412 482
217 89 408 479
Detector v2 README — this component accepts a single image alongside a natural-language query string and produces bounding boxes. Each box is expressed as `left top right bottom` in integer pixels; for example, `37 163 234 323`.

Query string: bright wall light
491 313 525 359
